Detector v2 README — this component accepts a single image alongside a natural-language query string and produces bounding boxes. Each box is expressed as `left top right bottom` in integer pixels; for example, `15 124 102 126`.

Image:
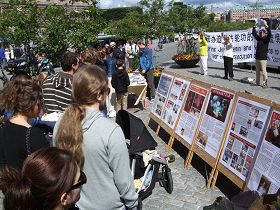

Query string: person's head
12 71 32 82
36 52 46 62
34 71 48 87
0 80 43 118
259 28 268 38
116 59 124 69
55 65 109 167
137 40 145 49
80 48 98 65
106 47 113 55
61 52 79 73
0 147 85 210
110 42 116 48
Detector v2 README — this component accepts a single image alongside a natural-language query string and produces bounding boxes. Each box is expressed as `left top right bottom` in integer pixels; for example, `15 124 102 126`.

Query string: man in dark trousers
137 40 155 102
252 19 271 88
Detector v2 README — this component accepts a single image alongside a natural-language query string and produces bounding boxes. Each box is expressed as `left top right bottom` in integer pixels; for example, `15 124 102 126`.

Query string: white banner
206 30 280 66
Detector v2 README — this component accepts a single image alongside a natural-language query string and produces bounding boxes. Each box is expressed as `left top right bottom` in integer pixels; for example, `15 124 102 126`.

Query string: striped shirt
42 72 73 114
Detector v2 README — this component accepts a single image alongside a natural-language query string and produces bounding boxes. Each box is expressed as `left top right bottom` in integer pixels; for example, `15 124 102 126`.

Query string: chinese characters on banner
175 84 209 145
151 73 173 119
220 97 270 181
247 110 280 195
161 78 190 129
196 88 235 158
206 30 280 66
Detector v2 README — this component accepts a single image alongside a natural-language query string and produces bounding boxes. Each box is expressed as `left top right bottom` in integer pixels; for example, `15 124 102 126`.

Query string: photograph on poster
157 75 173 96
239 126 248 138
184 91 205 115
257 176 271 195
222 148 233 163
197 131 208 148
155 103 163 116
265 112 280 148
179 84 188 101
206 94 230 123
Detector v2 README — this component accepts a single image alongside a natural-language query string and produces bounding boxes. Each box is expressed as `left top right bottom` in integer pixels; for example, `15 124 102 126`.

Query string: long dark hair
0 147 78 210
55 65 108 167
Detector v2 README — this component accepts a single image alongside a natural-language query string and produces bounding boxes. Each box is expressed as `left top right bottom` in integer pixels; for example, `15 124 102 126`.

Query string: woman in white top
222 33 234 81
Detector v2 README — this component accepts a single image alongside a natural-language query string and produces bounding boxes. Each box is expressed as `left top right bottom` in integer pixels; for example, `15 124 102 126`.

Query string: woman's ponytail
55 103 86 167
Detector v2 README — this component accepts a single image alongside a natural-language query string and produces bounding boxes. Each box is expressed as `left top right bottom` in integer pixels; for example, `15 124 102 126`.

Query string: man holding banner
252 20 271 88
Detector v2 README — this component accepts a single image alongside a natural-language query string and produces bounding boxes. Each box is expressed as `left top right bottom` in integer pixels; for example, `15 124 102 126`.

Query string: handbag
25 127 32 155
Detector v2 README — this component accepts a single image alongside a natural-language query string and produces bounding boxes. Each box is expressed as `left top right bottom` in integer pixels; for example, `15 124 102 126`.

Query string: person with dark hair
137 40 155 101
111 59 130 112
54 65 138 210
0 80 49 169
0 147 85 210
252 19 272 88
42 52 79 114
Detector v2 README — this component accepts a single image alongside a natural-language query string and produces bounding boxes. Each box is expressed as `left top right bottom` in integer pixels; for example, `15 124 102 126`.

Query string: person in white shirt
222 33 234 81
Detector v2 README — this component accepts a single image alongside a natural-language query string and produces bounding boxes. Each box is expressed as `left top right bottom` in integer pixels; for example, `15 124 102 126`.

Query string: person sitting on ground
54 65 138 210
0 147 86 210
0 80 50 169
42 52 79 114
111 59 130 112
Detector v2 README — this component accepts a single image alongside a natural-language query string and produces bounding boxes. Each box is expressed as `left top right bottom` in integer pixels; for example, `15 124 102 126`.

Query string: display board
194 87 236 159
220 96 271 180
150 72 174 120
211 93 272 190
161 77 190 130
247 105 280 194
175 83 209 146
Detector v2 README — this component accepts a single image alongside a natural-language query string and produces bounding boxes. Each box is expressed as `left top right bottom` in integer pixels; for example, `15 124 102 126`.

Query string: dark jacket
111 68 130 94
252 27 272 60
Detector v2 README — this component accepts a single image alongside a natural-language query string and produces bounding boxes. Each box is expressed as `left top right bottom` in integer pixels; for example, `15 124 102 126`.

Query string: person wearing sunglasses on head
0 147 86 210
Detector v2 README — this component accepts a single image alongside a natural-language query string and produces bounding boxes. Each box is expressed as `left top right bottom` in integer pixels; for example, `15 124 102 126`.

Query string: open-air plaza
1 0 280 209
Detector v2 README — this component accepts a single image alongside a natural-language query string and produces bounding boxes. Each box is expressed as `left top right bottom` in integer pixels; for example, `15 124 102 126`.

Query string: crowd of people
0 39 157 209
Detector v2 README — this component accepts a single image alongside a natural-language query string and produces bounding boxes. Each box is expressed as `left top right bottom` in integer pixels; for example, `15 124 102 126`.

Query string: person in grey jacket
53 64 138 210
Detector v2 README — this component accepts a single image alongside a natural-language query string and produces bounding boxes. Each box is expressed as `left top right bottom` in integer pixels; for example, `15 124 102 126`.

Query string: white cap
110 42 116 47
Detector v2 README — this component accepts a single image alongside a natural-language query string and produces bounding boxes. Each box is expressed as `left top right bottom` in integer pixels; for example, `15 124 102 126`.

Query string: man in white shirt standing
222 33 234 81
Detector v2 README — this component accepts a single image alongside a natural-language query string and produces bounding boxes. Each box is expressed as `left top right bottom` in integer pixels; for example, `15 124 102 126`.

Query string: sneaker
222 77 228 80
262 80 268 88
229 77 233 81
108 110 116 118
204 72 208 76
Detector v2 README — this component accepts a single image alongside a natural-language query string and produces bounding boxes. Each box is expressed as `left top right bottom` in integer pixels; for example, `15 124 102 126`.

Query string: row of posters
150 73 280 194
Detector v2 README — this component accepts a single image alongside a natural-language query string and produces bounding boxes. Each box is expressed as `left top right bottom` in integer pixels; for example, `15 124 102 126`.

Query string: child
111 59 130 112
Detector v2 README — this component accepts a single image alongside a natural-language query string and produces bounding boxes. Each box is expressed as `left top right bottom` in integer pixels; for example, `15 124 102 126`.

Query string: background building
229 5 280 22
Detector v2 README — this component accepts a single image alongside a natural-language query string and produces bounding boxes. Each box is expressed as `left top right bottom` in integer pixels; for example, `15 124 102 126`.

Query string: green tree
0 0 40 47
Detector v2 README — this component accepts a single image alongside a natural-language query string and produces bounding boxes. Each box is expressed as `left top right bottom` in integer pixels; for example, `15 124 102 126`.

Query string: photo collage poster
195 87 235 158
151 73 174 119
247 110 280 195
161 77 190 129
175 84 209 145
220 97 271 181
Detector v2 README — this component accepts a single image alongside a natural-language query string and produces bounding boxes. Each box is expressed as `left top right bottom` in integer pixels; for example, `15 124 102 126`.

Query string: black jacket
111 68 130 94
252 27 272 60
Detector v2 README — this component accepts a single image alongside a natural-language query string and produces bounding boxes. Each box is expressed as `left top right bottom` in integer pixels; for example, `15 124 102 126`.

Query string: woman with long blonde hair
54 65 138 210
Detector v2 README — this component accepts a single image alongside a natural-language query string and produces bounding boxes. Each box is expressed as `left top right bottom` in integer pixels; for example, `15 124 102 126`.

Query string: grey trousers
255 59 268 85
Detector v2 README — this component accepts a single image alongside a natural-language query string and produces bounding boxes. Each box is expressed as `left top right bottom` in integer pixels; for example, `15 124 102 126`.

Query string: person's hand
263 20 268 28
142 70 146 74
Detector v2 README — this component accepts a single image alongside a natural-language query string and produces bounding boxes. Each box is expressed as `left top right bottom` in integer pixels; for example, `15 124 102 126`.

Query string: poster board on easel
211 92 272 190
149 71 175 134
246 102 280 194
185 86 236 188
168 80 211 154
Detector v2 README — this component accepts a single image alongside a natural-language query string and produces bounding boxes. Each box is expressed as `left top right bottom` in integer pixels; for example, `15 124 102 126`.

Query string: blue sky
98 0 280 12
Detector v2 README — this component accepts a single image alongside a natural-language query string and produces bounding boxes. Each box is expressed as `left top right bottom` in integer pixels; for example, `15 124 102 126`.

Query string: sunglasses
67 170 87 192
